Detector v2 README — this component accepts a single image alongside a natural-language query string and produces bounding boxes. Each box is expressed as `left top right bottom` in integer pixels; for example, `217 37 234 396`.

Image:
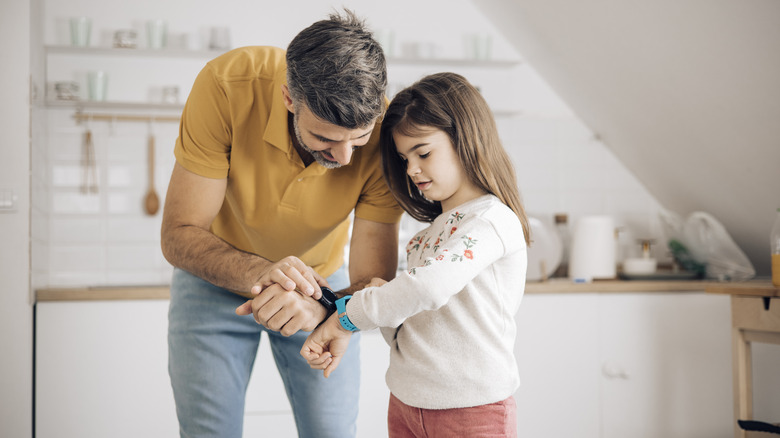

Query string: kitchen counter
35 278 723 302
36 285 171 302
705 281 779 298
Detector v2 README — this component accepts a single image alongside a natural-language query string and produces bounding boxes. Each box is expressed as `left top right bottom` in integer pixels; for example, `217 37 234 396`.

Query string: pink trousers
387 393 517 438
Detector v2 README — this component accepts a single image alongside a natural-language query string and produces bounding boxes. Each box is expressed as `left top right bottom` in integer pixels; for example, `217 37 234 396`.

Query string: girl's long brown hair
380 72 530 245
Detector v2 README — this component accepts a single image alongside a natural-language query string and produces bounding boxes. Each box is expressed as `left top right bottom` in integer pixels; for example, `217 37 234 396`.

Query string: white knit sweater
346 194 527 409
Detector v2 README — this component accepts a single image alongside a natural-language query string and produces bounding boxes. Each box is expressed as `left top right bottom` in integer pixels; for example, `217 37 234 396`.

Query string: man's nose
331 144 353 165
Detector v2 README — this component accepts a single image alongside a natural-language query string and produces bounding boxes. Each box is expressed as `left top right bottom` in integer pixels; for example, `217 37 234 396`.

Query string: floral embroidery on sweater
450 235 478 262
406 211 478 275
446 211 465 224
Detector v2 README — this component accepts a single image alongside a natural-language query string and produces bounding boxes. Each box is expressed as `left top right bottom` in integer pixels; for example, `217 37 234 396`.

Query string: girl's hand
300 314 353 378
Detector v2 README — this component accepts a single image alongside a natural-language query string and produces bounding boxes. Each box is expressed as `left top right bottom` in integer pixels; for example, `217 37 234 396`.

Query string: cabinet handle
602 363 630 380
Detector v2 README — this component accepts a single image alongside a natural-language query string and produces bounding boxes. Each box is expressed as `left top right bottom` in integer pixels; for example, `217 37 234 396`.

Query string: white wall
473 0 780 275
0 0 33 437
32 0 664 288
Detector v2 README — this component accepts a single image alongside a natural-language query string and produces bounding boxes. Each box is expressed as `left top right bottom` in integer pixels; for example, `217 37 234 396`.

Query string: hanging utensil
81 126 98 194
143 130 160 215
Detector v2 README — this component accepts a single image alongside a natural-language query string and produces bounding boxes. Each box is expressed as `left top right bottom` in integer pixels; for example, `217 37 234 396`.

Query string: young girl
301 72 530 437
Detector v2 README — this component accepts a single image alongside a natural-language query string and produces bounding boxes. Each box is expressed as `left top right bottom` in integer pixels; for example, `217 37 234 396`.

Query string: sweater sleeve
347 214 506 330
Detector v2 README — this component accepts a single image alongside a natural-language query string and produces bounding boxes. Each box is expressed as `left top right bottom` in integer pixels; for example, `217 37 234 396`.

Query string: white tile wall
31 0 665 288
35 105 178 288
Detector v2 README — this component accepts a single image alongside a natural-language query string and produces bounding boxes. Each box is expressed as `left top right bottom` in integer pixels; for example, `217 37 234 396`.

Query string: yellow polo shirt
174 46 403 277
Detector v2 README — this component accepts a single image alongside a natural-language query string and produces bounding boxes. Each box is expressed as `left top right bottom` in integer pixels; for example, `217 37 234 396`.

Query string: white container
622 238 658 276
146 19 168 49
623 258 657 275
569 216 616 282
87 71 107 101
69 17 91 47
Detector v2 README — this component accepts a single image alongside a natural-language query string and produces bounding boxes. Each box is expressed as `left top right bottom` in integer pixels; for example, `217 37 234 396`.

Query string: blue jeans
168 267 360 438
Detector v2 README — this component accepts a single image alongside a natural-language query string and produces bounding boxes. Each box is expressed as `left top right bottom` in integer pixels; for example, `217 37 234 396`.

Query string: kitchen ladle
144 133 160 215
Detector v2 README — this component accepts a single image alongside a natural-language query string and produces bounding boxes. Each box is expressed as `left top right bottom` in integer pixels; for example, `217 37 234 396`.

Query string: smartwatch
336 295 359 332
316 286 338 315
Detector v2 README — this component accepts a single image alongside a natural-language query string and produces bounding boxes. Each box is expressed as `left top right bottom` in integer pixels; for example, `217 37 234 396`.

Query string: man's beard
292 113 343 169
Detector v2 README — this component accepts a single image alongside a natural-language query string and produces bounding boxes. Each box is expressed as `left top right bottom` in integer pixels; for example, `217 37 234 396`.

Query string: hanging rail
73 111 181 124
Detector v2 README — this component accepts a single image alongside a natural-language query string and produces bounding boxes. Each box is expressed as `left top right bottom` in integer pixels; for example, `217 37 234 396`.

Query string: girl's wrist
330 313 353 334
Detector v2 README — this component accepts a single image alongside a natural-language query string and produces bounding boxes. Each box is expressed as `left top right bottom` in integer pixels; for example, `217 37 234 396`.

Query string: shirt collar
263 68 293 155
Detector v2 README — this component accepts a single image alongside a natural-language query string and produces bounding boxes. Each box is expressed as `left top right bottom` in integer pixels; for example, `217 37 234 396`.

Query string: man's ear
281 84 295 112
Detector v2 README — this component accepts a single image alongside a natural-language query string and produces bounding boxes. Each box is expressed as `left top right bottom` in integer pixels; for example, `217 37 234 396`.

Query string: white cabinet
597 294 733 438
37 292 743 438
35 299 390 438
241 335 297 436
35 300 179 438
243 330 391 438
356 331 392 438
514 293 602 438
514 292 735 438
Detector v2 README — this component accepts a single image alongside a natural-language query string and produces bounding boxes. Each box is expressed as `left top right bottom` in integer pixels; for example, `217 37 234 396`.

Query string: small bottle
553 213 570 278
771 208 780 287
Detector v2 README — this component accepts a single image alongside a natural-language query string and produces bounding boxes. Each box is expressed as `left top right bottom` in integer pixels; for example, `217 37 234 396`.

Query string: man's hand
249 255 326 300
235 283 328 336
300 314 353 378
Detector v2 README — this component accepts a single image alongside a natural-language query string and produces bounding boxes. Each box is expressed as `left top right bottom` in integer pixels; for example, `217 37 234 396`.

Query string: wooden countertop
525 278 715 294
36 278 724 302
36 286 171 302
705 281 779 298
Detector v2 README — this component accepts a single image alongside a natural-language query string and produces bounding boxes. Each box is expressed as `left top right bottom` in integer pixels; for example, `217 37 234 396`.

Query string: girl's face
393 126 486 212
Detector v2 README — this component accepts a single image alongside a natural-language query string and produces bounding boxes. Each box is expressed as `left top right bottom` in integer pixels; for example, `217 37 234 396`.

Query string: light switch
0 186 18 212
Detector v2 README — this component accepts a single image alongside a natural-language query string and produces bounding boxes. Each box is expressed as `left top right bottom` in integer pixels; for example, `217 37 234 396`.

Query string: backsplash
33 108 179 287
32 109 663 288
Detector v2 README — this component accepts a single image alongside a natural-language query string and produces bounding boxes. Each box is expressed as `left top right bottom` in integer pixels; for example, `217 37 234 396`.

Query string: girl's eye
419 152 431 159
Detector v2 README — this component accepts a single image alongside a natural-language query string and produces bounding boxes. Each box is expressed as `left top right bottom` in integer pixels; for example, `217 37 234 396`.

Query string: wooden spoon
144 133 160 215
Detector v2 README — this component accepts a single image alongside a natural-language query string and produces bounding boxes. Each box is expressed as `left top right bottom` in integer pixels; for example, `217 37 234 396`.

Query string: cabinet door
242 329 392 438
242 335 297 436
356 330 391 438
36 300 178 438
514 293 602 438
597 293 733 438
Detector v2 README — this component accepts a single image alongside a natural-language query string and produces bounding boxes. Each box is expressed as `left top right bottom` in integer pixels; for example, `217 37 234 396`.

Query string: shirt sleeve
173 63 233 179
353 166 404 224
346 214 506 330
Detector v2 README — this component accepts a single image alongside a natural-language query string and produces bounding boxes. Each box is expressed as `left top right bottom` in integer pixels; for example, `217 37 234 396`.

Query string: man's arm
342 217 400 295
161 163 322 298
233 216 398 335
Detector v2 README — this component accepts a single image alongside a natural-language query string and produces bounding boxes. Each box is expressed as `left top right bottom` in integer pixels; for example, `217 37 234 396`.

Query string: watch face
318 286 338 312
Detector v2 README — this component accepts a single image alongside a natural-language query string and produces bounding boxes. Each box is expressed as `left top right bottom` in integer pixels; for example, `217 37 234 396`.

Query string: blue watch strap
335 296 359 332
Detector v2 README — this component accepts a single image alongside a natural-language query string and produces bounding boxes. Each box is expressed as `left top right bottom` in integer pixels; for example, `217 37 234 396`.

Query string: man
161 10 402 438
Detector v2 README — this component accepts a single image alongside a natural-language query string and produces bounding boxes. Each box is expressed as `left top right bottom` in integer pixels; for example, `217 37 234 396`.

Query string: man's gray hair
286 9 387 129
